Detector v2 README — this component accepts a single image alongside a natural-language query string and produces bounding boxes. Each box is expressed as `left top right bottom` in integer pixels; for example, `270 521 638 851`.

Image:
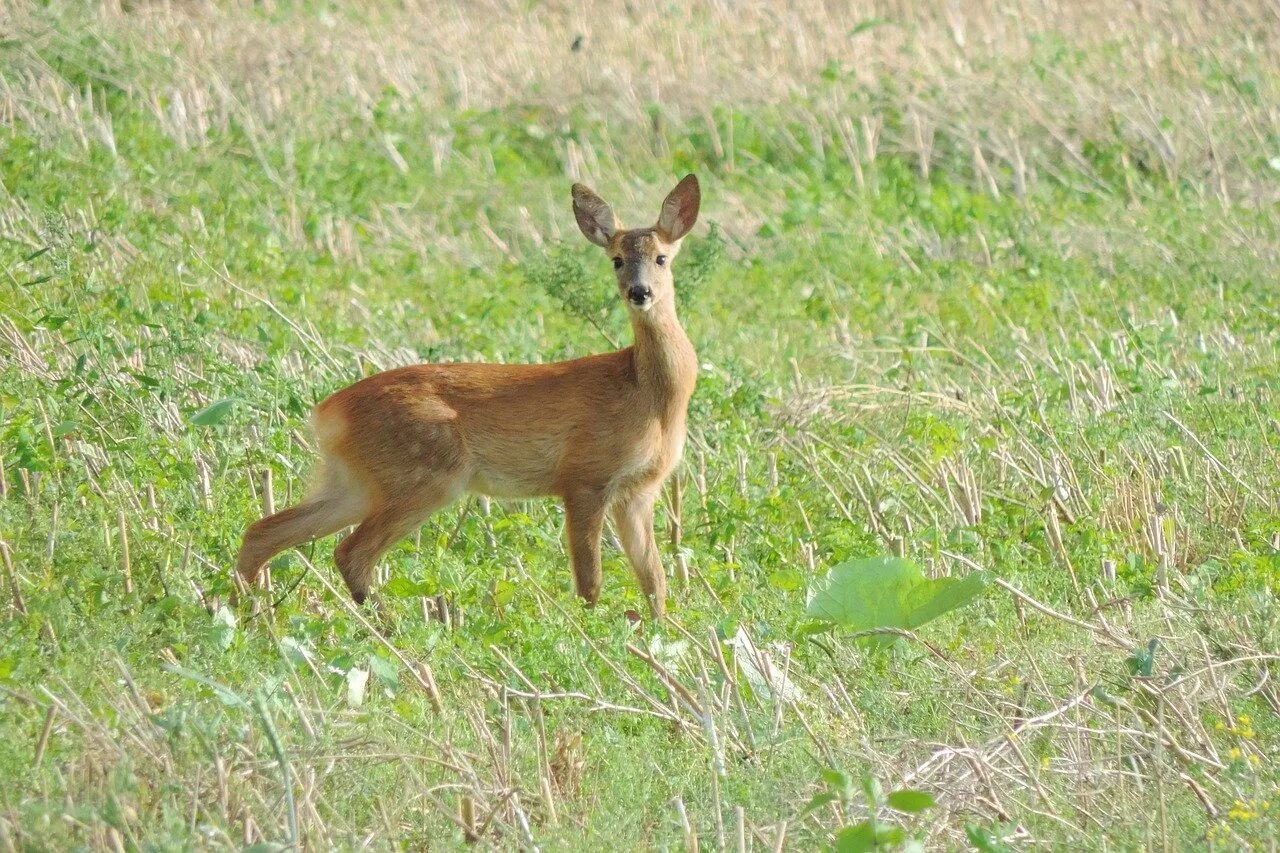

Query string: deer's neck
630 302 697 421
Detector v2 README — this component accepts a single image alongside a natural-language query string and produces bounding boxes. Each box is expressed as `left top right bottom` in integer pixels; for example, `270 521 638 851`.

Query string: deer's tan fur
236 175 701 616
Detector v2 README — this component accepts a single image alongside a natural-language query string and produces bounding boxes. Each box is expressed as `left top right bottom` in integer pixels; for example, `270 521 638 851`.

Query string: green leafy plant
190 397 238 427
804 556 986 645
965 822 1016 852
674 220 725 305
520 242 618 346
1126 638 1159 678
805 768 936 851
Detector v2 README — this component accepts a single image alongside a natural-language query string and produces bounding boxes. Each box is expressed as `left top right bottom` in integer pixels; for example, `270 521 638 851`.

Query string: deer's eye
612 257 624 270
655 255 667 266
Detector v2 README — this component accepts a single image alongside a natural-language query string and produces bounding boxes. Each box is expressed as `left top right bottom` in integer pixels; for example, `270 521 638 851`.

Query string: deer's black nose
627 285 652 304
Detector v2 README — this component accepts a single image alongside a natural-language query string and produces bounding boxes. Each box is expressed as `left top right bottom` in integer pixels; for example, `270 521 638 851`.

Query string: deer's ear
656 174 700 242
572 183 618 248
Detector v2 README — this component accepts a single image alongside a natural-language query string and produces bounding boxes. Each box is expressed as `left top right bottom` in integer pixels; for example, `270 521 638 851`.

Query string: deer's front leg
564 491 606 606
610 489 666 618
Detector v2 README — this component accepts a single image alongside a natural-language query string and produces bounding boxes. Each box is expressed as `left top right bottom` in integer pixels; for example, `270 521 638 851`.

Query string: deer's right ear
572 183 618 248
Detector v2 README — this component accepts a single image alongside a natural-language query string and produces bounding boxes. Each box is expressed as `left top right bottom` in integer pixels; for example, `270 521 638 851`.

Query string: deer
235 175 701 618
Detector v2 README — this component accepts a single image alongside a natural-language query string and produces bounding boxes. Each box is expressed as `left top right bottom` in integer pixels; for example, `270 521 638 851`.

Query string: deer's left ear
656 174 700 242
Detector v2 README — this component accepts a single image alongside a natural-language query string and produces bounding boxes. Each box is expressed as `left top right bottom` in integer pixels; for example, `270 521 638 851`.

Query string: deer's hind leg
335 483 459 605
237 460 366 589
329 404 470 604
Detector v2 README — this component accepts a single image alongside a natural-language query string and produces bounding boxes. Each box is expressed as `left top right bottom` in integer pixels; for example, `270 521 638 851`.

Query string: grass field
3 1 1280 848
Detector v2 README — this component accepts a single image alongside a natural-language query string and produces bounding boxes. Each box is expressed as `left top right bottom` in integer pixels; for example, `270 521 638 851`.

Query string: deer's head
572 175 701 314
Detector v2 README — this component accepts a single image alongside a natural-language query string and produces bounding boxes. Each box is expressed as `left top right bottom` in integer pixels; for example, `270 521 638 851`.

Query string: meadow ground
2 1 1280 848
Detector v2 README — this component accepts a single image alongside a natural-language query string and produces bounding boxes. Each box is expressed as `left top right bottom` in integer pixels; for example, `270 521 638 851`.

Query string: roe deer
236 175 701 617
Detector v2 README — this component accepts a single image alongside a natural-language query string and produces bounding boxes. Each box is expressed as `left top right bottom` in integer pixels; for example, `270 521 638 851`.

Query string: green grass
2 2 1280 849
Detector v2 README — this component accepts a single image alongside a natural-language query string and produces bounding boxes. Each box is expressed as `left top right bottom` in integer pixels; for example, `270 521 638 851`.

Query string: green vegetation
2 1 1279 848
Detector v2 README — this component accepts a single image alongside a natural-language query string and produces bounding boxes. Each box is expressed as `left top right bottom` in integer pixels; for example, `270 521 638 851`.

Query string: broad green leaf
799 790 838 816
768 568 804 591
384 577 435 598
492 579 516 607
805 556 986 642
834 822 904 852
368 653 399 689
875 826 907 847
820 768 854 802
834 821 877 853
190 397 238 426
886 788 936 814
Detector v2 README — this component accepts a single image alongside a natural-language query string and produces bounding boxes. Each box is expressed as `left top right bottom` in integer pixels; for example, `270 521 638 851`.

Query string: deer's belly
467 471 550 499
466 435 565 499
